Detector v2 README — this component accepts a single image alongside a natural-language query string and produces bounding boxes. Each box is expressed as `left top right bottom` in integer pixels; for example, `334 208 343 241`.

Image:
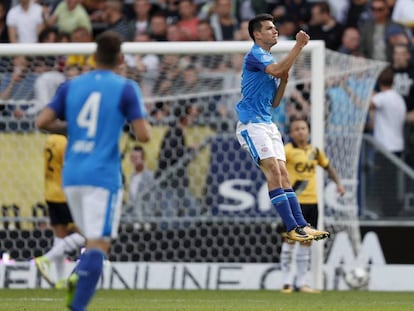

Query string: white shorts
236 122 286 164
64 186 123 240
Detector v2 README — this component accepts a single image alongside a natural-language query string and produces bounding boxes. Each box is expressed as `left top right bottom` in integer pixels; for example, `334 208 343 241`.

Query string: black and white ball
345 267 369 289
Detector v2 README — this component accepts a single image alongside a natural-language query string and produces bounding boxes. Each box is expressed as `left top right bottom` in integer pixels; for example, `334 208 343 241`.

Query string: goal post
0 40 385 290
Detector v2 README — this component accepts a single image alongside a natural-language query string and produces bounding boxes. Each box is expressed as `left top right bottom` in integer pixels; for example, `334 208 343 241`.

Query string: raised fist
296 30 310 47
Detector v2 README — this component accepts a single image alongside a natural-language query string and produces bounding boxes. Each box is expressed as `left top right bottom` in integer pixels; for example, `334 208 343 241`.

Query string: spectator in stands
24 58 66 118
175 64 206 94
358 0 395 62
176 0 200 41
276 17 298 41
0 2 10 43
44 0 92 35
304 1 343 51
343 0 370 29
392 43 414 113
338 27 362 56
148 11 168 41
217 53 243 122
234 19 250 40
155 104 201 219
124 33 159 96
271 0 311 27
385 23 413 58
101 0 134 41
131 0 153 37
0 56 37 119
165 22 181 41
326 0 349 25
280 115 345 294
122 145 156 222
391 0 414 33
65 27 96 72
83 0 106 21
234 0 264 23
197 17 215 42
152 54 181 96
391 43 414 167
38 27 58 43
369 66 407 216
34 134 86 289
6 0 44 43
158 0 180 25
207 0 238 41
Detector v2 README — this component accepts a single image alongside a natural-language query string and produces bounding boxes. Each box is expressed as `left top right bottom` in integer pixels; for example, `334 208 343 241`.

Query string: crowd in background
0 0 413 170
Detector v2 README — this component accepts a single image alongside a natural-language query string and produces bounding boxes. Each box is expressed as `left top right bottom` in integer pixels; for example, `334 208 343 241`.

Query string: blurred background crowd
0 0 413 171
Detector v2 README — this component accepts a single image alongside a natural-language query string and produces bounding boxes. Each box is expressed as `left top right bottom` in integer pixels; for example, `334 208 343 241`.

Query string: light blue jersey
48 70 147 190
236 44 279 124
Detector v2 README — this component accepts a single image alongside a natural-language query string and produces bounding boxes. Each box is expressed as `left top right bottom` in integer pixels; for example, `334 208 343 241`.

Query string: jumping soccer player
235 13 329 242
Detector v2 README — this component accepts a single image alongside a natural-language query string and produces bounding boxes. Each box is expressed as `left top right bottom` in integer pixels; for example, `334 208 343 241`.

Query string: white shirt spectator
372 89 407 152
26 71 66 116
392 0 414 27
6 0 43 43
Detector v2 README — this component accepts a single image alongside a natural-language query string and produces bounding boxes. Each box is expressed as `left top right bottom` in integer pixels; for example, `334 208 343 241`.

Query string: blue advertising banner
205 135 278 217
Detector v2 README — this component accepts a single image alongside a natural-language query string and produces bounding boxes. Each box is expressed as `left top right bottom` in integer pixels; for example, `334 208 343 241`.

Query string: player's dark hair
378 66 394 87
95 31 122 68
288 114 310 132
132 145 145 159
248 13 274 41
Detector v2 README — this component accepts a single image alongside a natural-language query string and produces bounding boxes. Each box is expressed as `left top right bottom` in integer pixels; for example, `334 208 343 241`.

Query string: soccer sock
284 189 307 227
295 244 311 288
280 242 295 286
44 237 63 262
70 249 105 311
45 233 86 261
269 188 297 232
62 233 86 254
55 255 66 281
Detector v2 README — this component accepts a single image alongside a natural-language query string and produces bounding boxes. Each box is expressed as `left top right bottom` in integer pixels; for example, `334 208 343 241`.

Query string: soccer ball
345 267 369 289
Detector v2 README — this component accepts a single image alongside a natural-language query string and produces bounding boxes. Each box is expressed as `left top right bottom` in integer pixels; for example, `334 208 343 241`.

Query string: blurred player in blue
36 31 151 311
235 13 329 242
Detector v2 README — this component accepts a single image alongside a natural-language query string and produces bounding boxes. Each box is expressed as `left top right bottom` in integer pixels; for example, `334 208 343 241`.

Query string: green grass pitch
1 289 414 311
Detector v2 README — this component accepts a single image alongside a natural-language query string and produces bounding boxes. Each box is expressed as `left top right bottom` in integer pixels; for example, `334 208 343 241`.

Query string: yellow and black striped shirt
285 142 330 204
44 134 67 203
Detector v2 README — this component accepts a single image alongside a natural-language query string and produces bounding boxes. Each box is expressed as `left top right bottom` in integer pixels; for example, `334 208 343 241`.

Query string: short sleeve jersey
236 44 279 124
285 142 330 204
44 134 67 203
48 70 147 190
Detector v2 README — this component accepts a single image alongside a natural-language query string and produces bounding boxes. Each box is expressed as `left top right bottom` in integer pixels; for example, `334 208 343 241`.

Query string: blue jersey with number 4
48 70 147 190
236 44 279 124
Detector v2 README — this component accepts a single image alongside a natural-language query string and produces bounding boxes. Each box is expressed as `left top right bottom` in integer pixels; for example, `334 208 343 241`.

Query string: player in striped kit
280 115 345 293
35 134 85 289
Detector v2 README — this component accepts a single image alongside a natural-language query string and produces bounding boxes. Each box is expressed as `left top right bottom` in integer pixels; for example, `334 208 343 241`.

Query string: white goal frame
0 40 326 288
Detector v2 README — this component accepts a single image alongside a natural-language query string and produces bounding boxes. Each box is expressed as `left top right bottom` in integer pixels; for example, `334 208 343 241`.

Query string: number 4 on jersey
77 92 101 138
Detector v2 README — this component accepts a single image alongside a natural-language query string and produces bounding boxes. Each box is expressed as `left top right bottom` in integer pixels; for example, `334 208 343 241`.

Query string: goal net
0 41 385 286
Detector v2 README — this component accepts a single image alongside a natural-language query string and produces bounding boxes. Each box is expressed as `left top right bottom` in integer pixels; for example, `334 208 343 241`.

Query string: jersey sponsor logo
72 140 95 153
294 162 315 173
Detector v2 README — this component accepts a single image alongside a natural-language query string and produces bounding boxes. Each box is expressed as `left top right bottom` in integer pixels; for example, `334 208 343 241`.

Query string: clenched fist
296 30 310 47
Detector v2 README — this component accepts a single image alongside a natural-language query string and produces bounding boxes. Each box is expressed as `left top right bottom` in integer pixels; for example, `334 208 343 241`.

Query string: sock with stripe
269 188 298 231
284 189 307 227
